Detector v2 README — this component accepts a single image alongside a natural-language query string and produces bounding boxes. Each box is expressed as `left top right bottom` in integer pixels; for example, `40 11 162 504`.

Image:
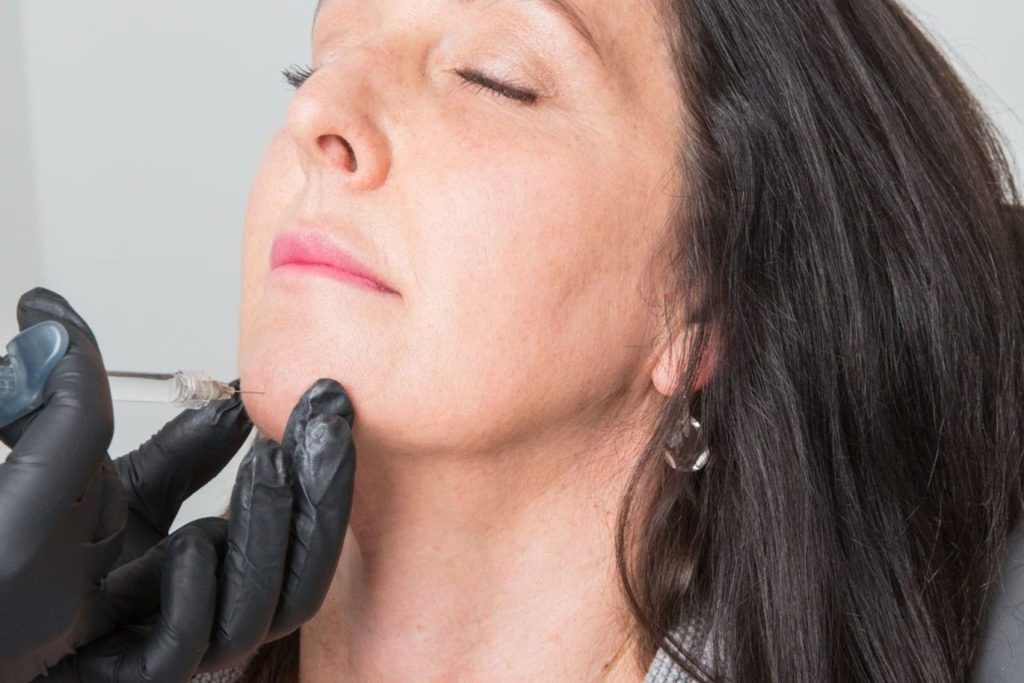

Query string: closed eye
281 63 540 106
453 69 540 105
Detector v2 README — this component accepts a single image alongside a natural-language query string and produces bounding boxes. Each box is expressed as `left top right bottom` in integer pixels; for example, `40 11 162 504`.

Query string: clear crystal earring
662 409 710 472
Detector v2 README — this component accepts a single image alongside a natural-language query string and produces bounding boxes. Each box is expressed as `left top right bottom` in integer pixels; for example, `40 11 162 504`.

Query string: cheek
381 154 658 447
235 123 664 454
240 329 368 445
238 131 310 441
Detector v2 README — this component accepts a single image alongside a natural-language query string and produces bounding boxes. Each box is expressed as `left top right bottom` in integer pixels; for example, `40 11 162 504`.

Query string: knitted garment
191 664 249 683
189 623 709 683
642 622 712 683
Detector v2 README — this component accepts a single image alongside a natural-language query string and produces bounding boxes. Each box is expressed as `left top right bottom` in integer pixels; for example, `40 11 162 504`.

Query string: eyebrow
314 0 606 66
507 0 606 65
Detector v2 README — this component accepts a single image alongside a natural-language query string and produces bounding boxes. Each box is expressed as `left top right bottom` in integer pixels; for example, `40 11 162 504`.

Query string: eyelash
282 64 316 89
453 69 539 105
280 64 540 106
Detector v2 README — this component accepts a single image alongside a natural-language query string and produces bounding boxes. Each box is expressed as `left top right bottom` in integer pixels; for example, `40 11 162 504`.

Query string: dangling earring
662 409 710 472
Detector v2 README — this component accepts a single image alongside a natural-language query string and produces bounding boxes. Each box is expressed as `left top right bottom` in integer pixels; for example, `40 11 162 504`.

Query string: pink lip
270 230 397 294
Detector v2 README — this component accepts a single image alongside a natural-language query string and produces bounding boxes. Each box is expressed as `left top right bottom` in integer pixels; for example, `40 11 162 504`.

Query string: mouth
270 230 398 295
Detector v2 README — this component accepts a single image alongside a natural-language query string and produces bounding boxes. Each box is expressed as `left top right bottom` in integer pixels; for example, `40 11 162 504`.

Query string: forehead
583 0 679 98
313 0 680 97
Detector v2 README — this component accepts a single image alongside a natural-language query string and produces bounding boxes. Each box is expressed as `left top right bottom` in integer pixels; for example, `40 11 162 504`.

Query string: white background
1 1 1021 531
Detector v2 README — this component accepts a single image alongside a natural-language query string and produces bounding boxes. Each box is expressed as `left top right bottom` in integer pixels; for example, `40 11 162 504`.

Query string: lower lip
271 263 395 294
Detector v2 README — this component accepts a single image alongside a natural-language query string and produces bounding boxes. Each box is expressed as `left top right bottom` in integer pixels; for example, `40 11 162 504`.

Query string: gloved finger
113 381 253 537
198 437 294 671
94 517 227 633
0 449 110 612
76 536 165 648
59 459 125 624
267 378 356 641
0 455 118 683
0 288 114 538
39 523 220 683
95 456 128 543
115 522 220 683
79 457 127 585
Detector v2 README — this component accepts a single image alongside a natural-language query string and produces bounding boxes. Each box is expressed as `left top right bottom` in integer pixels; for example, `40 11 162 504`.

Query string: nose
285 47 393 191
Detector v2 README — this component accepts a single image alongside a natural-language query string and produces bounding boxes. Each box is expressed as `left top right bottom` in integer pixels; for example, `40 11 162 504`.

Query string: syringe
0 321 262 429
107 370 263 409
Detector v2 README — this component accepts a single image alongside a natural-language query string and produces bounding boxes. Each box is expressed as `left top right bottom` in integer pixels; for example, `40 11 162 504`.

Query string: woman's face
239 0 685 456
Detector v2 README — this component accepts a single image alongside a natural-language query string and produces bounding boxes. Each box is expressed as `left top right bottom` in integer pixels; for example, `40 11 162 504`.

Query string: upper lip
270 229 397 294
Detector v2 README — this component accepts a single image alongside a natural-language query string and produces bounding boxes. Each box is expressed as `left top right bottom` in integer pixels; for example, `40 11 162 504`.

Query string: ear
651 329 717 398
652 331 686 397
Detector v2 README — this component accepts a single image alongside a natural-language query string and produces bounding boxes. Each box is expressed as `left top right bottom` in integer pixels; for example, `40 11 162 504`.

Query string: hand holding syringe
0 288 352 682
0 321 261 427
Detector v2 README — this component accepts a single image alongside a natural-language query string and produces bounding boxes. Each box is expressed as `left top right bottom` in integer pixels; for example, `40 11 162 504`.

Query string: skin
238 0 698 679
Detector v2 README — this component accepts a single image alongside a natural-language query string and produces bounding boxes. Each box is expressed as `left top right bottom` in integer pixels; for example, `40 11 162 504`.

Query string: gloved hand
35 379 358 681
0 287 126 682
1 287 357 682
195 376 356 673
0 287 252 682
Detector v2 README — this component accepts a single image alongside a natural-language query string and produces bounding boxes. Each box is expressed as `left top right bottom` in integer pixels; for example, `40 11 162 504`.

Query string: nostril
317 134 357 172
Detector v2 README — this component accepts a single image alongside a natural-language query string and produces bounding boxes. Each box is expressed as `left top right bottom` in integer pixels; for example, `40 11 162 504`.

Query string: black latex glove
36 377 358 680
0 287 252 682
0 287 126 682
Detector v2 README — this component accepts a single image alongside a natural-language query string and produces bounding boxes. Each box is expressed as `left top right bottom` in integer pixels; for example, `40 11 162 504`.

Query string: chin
238 351 329 445
240 391 288 444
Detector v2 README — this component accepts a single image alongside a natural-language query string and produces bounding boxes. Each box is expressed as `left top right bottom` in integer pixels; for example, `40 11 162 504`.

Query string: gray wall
1 1 1021 530
0 1 312 528
0 0 39 345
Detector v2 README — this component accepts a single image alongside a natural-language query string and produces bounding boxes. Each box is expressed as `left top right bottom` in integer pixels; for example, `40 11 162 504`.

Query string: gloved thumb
0 287 112 449
280 377 355 455
15 286 101 348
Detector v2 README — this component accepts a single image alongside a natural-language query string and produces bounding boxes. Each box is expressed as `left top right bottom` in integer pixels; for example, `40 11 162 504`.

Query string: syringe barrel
107 374 178 404
106 370 231 409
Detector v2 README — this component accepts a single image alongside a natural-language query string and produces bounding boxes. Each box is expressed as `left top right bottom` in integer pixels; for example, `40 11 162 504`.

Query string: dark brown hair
236 0 1024 680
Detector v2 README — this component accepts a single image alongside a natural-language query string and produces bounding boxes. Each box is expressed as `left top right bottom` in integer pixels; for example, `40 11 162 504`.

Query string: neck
299 411 657 682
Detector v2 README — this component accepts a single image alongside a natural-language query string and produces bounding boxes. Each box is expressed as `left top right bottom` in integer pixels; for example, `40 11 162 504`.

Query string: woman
203 0 1024 680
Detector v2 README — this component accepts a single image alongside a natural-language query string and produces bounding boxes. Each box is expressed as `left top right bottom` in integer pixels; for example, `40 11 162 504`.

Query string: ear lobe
652 332 686 397
652 329 718 397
